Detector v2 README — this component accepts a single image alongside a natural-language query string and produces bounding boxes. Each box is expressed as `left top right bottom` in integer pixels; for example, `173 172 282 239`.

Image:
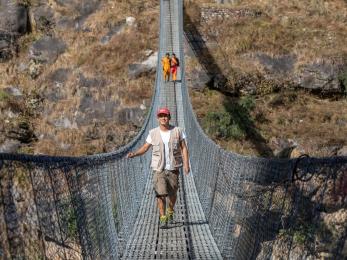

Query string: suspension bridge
1 0 347 259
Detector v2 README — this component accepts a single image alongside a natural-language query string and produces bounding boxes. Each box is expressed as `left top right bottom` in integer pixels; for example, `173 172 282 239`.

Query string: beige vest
150 126 183 171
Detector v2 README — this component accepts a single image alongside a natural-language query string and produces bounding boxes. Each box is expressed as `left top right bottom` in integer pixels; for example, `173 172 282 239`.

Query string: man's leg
166 171 179 222
154 171 169 228
157 196 166 217
168 194 177 212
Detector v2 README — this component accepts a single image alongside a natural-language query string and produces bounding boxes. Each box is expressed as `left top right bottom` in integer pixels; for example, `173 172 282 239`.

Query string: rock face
31 4 55 32
29 36 66 64
295 62 342 94
100 20 127 44
337 146 347 156
188 69 211 91
0 0 30 61
55 0 100 29
128 51 158 79
116 107 146 127
0 139 21 153
76 96 120 126
54 0 99 17
255 53 296 74
0 0 29 34
43 68 72 101
249 53 345 95
3 86 23 97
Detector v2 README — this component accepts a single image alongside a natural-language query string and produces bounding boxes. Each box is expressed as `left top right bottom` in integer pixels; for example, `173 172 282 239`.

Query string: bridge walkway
122 0 222 259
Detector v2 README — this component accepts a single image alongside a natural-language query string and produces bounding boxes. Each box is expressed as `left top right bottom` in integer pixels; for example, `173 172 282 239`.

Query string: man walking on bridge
127 107 190 228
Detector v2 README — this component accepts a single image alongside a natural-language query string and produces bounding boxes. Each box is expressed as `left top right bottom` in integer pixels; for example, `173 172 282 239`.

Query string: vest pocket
152 141 160 156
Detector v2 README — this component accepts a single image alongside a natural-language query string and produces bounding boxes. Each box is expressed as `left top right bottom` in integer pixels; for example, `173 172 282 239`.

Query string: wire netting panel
1 0 347 259
180 63 347 258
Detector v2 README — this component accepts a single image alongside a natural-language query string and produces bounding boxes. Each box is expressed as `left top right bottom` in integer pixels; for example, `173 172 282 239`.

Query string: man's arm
127 143 151 158
180 139 190 175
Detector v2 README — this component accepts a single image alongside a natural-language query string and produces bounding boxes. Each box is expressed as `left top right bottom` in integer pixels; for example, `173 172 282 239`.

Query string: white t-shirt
146 128 186 170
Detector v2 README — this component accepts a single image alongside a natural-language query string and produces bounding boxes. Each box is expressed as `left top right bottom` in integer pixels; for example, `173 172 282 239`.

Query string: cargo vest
149 126 183 171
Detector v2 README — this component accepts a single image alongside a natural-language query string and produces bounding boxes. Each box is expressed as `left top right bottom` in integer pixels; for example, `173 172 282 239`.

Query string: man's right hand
127 152 135 158
126 143 151 159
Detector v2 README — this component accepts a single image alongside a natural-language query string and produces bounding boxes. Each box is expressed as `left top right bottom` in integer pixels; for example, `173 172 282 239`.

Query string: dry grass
258 92 347 156
190 87 347 157
186 0 347 73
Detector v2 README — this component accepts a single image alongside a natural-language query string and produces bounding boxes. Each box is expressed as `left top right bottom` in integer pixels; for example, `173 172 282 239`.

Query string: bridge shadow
183 9 274 157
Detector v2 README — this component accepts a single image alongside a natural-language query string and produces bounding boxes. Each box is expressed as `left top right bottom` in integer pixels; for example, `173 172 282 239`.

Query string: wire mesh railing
1 0 347 259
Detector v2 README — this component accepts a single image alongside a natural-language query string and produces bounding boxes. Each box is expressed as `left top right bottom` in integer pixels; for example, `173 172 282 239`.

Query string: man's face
157 114 170 126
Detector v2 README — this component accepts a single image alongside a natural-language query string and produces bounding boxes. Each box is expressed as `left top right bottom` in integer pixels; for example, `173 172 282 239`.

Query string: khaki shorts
153 169 179 197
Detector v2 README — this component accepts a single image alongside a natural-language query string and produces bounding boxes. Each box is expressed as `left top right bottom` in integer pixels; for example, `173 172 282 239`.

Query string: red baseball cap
157 107 171 116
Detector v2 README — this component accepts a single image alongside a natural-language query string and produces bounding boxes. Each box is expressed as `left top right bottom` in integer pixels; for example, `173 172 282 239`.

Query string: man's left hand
183 164 190 175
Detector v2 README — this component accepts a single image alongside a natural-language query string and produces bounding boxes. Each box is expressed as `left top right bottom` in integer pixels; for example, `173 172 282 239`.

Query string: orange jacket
161 57 171 71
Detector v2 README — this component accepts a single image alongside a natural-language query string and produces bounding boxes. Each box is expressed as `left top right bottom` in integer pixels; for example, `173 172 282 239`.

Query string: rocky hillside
0 0 159 156
185 0 347 158
2 0 346 158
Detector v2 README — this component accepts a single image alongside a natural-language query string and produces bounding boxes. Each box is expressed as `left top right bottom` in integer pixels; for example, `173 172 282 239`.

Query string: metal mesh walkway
0 0 347 259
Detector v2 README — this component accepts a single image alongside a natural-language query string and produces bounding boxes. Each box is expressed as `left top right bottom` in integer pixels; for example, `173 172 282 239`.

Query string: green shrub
203 111 245 140
239 95 256 111
0 90 10 102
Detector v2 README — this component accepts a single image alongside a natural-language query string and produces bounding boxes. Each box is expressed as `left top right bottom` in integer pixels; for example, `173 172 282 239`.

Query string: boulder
116 107 146 126
31 5 55 31
55 0 100 29
337 146 347 156
188 68 211 91
3 86 23 97
128 51 157 79
269 137 304 158
49 68 71 84
0 139 21 153
55 0 99 17
126 16 136 27
294 62 343 94
76 94 120 126
29 36 66 64
42 84 66 102
100 20 126 44
0 0 29 34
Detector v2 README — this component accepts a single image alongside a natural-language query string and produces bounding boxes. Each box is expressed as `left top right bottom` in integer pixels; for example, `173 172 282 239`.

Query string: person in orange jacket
170 53 179 82
161 53 171 82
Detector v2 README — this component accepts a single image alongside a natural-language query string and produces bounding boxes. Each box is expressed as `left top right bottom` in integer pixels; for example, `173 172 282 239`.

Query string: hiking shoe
159 215 168 229
166 209 174 223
